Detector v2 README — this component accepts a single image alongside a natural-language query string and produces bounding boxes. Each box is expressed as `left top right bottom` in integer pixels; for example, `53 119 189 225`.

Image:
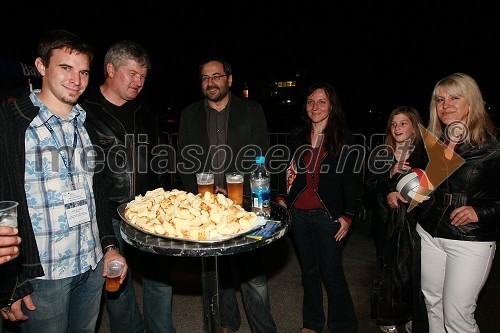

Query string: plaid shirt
24 91 102 280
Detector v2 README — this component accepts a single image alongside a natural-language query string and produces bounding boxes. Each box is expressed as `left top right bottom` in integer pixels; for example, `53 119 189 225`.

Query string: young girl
366 106 428 333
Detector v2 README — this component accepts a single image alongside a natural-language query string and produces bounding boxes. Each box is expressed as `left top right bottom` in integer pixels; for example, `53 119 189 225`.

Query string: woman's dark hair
293 81 346 156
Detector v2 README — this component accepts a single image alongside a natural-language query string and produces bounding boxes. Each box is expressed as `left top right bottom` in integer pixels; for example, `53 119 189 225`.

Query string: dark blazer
177 94 269 194
277 129 362 222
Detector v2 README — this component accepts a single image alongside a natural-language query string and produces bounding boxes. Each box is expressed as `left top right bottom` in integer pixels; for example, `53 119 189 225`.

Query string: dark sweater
0 94 117 303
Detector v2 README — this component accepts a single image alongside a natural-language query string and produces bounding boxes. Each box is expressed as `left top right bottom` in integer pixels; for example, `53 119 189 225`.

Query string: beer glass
196 172 214 195
0 201 19 259
226 172 244 205
106 260 124 292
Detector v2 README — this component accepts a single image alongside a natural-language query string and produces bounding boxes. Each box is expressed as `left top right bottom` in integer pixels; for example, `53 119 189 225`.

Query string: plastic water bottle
250 156 271 218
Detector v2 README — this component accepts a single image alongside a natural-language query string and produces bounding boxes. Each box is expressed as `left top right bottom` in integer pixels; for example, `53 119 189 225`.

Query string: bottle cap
256 156 265 164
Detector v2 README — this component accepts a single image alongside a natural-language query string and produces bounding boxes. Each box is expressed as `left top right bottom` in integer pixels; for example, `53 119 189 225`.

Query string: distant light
242 81 249 98
275 81 297 88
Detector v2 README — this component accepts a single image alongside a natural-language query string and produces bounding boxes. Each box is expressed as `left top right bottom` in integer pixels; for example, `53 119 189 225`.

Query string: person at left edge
0 227 21 265
81 40 176 333
0 30 126 332
0 226 21 325
0 226 22 329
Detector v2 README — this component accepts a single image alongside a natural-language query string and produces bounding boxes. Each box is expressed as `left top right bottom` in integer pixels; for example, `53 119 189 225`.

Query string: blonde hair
428 73 496 146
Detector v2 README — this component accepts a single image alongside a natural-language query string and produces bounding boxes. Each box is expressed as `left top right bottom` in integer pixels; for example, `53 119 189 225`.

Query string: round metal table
118 198 290 333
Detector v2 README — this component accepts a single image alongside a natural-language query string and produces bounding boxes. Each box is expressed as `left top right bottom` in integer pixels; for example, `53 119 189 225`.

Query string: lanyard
44 118 79 189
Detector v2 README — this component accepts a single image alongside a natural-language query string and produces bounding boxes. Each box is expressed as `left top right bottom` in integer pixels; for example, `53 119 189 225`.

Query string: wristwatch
103 245 120 254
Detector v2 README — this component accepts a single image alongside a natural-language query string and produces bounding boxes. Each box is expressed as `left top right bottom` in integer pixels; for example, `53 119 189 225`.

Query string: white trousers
417 224 496 333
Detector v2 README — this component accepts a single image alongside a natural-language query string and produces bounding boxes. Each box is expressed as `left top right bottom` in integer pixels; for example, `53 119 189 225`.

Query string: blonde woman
416 73 499 333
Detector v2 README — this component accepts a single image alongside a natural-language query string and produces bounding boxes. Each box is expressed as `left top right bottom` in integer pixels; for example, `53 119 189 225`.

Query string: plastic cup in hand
0 201 19 259
105 260 124 292
196 172 214 196
226 172 244 205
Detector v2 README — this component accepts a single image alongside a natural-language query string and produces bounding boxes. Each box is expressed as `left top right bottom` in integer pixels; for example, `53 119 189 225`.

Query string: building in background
0 55 41 102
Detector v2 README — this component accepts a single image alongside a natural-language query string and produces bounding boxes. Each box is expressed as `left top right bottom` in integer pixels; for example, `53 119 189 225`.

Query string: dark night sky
2 1 499 134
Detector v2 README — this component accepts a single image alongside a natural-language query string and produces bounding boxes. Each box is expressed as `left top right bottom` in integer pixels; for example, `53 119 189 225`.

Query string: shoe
301 329 318 333
405 321 412 333
380 325 398 333
220 327 233 333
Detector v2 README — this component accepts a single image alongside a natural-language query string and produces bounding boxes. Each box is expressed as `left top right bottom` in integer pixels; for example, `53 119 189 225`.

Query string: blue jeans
106 218 175 333
19 260 104 333
219 249 276 333
291 209 358 333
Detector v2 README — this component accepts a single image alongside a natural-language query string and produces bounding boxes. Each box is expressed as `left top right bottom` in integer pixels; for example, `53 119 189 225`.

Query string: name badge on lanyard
62 181 91 227
45 118 91 227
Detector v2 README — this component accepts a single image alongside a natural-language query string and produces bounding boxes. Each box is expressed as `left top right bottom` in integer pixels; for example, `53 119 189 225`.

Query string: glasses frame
200 74 228 83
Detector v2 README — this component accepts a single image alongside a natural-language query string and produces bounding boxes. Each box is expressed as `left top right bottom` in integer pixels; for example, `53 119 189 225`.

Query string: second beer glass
196 172 214 195
226 172 244 205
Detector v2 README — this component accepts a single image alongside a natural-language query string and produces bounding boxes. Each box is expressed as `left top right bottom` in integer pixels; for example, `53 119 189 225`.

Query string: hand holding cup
0 201 20 263
0 226 21 265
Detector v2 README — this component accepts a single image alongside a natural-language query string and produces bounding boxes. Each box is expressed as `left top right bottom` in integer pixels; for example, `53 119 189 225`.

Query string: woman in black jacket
415 73 499 333
277 81 361 333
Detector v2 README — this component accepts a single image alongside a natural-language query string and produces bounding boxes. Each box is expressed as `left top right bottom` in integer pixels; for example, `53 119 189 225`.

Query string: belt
435 191 467 207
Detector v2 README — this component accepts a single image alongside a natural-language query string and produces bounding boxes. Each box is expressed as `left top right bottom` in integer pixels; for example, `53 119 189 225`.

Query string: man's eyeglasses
201 74 227 82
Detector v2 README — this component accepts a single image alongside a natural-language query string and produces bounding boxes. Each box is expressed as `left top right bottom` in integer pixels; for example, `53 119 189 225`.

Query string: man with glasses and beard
177 57 276 333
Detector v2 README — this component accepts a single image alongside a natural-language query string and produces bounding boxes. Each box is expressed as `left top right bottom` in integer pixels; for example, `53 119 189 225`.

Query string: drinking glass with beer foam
106 260 124 292
196 172 214 195
0 201 20 259
226 172 244 205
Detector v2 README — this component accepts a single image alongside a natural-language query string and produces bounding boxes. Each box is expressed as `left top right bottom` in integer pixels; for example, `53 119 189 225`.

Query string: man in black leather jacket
81 40 176 333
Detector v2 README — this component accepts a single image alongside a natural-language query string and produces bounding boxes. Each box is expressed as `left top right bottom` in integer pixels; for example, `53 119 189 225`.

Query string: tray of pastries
118 188 266 243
